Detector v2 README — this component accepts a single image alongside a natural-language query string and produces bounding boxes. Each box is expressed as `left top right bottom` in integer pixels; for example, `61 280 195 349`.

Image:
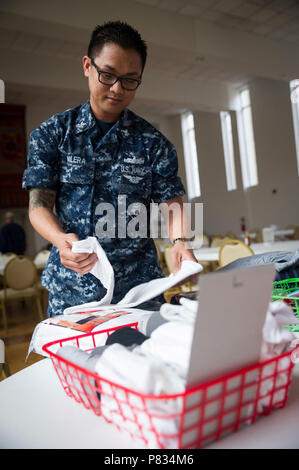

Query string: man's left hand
171 241 199 285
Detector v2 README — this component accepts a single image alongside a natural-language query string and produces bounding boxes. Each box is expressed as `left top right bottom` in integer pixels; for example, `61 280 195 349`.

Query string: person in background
0 211 26 255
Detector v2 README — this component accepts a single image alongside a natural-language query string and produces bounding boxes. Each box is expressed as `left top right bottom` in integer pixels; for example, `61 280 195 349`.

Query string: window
237 88 258 189
220 111 237 191
290 79 299 175
181 112 201 199
0 79 4 103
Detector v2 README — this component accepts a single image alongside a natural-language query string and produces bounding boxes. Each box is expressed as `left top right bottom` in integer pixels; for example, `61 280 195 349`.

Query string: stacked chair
218 239 254 268
0 256 44 335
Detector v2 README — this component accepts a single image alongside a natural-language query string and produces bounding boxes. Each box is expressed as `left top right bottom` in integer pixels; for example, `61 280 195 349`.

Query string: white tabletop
194 240 299 262
275 229 295 237
239 229 295 239
0 359 146 450
0 358 298 449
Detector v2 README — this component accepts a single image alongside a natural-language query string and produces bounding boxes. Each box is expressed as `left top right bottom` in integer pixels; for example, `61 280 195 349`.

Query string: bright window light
290 79 299 175
237 88 258 189
181 112 201 200
220 111 237 191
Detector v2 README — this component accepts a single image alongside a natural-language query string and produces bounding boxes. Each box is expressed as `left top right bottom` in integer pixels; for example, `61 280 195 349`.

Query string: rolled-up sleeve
22 125 59 191
150 138 186 204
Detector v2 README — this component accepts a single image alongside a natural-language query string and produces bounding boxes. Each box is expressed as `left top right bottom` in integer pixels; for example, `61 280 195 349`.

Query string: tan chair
211 236 231 247
34 248 51 293
33 249 50 269
1 252 17 263
219 239 254 268
249 228 263 243
0 256 44 334
225 231 238 240
153 239 168 276
190 233 212 274
284 225 295 240
163 243 183 301
33 249 51 307
209 236 232 270
210 236 222 247
202 233 210 247
189 233 209 249
163 243 173 275
163 286 183 303
0 253 17 279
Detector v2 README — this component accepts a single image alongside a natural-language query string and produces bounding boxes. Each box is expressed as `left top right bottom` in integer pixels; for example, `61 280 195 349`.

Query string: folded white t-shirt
64 237 202 314
27 308 155 358
72 236 115 305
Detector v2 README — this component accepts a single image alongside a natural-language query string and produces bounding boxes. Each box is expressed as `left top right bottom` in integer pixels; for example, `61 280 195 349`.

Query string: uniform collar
73 99 132 135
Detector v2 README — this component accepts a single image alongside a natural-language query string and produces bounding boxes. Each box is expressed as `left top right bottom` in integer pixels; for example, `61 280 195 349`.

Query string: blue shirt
22 100 185 315
95 118 115 137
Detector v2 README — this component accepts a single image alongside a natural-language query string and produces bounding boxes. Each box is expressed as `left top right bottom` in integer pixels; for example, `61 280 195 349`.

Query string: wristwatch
172 237 192 245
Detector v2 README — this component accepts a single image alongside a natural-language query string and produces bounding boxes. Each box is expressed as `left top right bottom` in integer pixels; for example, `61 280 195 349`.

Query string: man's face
83 43 143 122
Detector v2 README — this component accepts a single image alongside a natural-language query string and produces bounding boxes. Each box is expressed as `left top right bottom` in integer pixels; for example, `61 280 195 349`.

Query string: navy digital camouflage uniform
22 100 185 316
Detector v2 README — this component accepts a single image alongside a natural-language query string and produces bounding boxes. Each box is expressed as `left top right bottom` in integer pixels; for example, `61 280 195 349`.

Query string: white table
194 241 299 262
0 359 298 449
275 229 295 238
239 229 295 240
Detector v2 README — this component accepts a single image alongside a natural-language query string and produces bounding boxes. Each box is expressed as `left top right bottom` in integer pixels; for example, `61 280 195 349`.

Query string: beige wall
183 77 299 236
3 74 299 254
245 77 299 230
191 110 248 237
3 87 89 257
151 77 299 237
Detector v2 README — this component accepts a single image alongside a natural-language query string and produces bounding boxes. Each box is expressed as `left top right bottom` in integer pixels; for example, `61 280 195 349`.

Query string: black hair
87 21 147 73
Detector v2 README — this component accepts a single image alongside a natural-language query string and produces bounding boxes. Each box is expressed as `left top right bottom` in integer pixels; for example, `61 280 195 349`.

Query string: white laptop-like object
187 263 275 388
182 264 276 447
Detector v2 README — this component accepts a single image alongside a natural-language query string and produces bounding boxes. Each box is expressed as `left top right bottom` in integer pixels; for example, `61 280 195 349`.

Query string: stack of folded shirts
56 298 198 448
55 297 297 448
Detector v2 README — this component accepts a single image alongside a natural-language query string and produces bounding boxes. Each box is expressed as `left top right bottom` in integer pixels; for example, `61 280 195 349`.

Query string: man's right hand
56 233 98 275
28 188 98 275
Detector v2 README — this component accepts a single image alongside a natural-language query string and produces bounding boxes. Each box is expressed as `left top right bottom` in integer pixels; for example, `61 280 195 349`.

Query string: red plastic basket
43 323 295 449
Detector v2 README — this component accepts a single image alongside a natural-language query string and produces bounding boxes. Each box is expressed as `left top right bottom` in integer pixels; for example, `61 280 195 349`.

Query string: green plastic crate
272 278 299 318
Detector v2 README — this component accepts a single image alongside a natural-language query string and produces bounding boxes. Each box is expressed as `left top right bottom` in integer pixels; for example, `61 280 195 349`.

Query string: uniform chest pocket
118 166 152 202
59 155 95 185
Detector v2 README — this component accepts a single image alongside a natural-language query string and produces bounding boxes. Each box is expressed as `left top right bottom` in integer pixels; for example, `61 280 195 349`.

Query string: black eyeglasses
90 58 141 91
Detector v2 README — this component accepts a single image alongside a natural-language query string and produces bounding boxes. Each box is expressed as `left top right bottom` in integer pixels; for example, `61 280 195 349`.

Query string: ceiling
146 42 253 84
1 0 298 115
0 21 252 87
134 0 299 43
1 0 299 90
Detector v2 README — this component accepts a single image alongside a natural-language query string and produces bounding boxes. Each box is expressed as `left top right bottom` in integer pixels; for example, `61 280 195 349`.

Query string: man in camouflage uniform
22 21 197 317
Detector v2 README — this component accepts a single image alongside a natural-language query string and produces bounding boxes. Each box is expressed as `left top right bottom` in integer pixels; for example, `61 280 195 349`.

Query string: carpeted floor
0 295 48 380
